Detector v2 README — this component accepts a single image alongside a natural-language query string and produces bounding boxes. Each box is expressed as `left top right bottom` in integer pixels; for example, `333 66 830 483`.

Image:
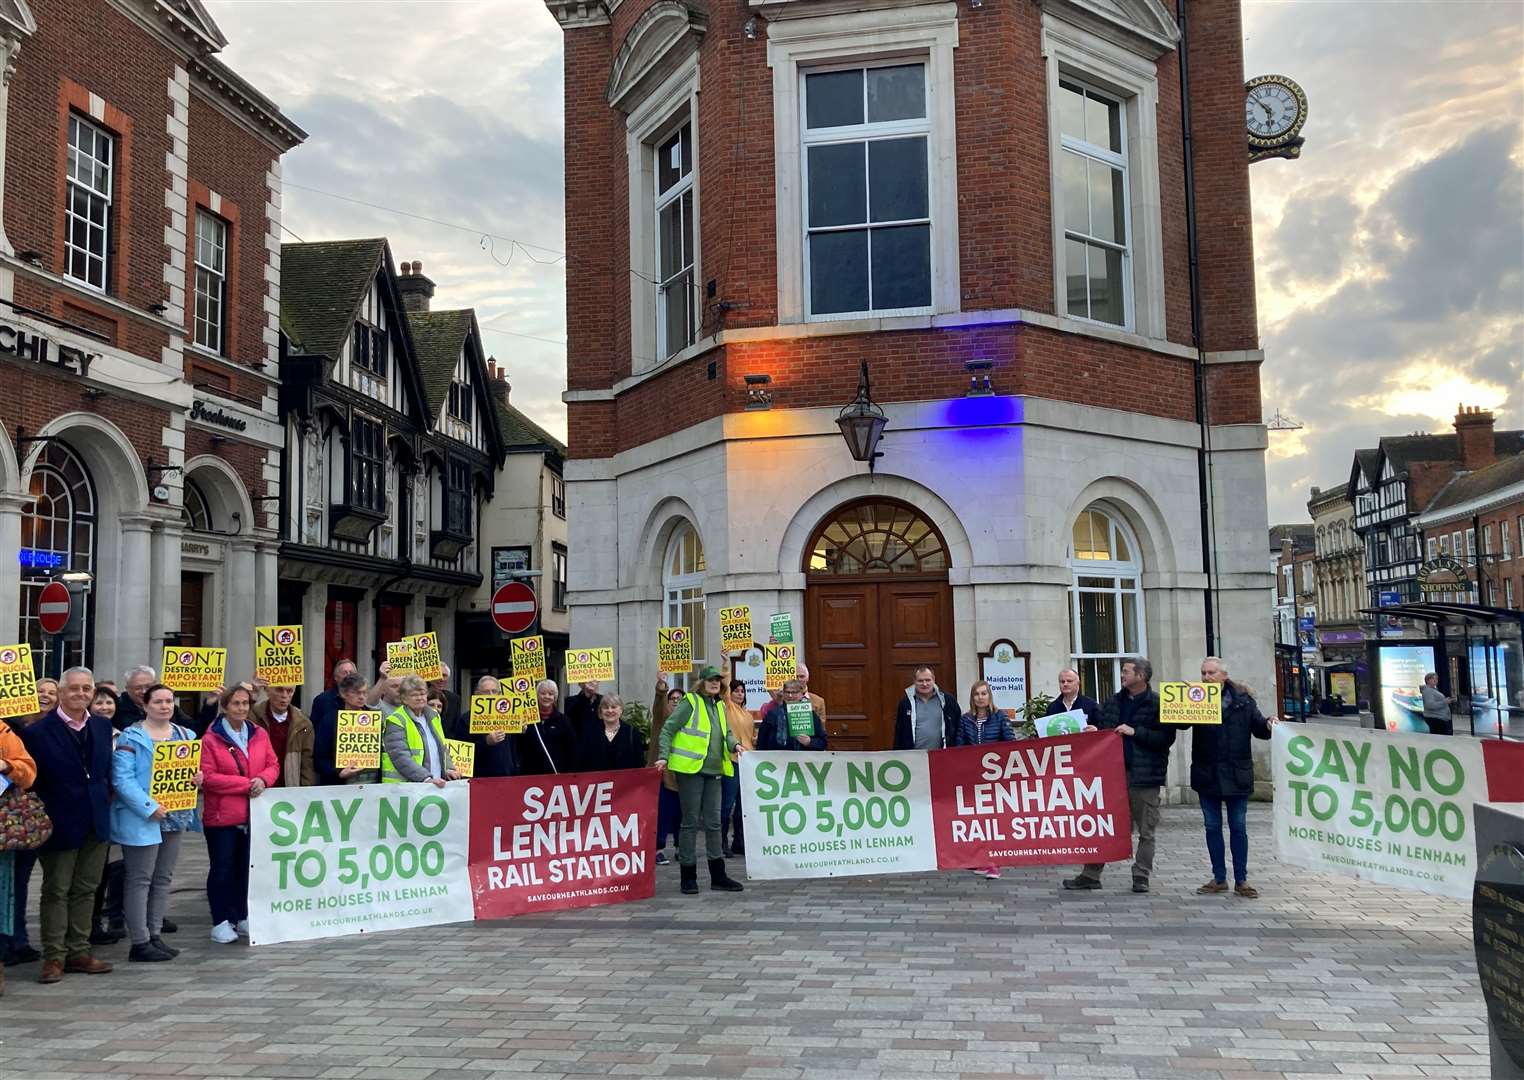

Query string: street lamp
836 360 887 473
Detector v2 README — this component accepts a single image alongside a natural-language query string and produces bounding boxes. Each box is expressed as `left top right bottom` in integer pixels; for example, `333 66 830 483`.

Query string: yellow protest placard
254 625 304 687
657 626 692 675
335 710 382 771
720 606 753 654
1160 681 1222 725
565 647 614 683
469 694 515 733
763 643 797 691
446 738 475 778
506 676 537 727
386 640 416 678
148 740 201 812
0 644 38 721
511 635 547 682
162 646 227 692
407 633 443 682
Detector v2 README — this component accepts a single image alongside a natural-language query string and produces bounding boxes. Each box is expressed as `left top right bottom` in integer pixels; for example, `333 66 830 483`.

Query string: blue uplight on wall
19 548 66 569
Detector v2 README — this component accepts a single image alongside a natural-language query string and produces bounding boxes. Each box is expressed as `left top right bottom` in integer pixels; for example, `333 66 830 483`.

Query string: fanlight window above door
807 500 948 576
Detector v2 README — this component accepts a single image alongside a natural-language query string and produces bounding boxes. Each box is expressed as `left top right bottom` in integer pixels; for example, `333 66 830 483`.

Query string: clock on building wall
1245 73 1307 163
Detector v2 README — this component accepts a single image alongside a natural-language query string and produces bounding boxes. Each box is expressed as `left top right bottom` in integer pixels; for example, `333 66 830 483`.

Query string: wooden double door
805 578 955 751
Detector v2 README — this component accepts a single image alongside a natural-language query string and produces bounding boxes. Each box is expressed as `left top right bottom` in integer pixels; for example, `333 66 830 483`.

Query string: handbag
0 786 53 851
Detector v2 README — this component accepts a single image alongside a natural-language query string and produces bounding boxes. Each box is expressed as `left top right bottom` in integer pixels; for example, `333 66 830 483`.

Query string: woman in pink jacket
200 684 278 945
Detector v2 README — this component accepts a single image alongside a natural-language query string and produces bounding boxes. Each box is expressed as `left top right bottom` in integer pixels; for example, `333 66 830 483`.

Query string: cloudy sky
209 0 1522 525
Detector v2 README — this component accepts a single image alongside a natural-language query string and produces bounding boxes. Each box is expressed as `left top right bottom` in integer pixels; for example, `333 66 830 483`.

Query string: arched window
663 523 706 688
21 441 97 672
183 478 212 532
806 500 948 576
1068 504 1145 700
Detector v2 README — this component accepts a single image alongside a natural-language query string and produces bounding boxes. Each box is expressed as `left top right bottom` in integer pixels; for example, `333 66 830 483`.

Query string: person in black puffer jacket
1191 656 1275 899
1062 656 1175 894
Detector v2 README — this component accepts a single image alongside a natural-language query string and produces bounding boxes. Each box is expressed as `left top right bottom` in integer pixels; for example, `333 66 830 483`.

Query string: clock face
1246 78 1304 143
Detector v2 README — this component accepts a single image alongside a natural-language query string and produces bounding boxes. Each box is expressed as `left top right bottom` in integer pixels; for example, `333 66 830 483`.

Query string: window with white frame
1506 578 1515 608
550 472 565 519
802 62 932 318
662 523 706 689
552 543 568 612
1484 524 1494 556
1058 80 1129 326
193 210 228 354
655 121 696 359
1502 518 1513 561
1427 536 1438 560
66 114 114 291
1068 505 1145 701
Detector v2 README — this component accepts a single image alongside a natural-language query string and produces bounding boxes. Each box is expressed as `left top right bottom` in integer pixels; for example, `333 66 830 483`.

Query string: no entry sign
491 581 539 635
38 581 71 635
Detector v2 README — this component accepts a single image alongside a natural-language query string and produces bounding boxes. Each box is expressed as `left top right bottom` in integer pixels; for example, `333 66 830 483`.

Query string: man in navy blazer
19 666 115 983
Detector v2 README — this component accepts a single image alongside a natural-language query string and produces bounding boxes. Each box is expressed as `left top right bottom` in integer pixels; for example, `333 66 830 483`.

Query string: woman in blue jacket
110 684 201 963
958 680 1016 880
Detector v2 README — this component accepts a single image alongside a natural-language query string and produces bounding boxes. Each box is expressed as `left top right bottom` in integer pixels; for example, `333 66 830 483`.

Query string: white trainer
234 919 249 937
210 921 239 944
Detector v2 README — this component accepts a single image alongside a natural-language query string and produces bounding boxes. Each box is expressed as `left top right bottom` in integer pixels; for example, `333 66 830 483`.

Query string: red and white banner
468 770 660 918
741 733 1134 879
929 736 1134 869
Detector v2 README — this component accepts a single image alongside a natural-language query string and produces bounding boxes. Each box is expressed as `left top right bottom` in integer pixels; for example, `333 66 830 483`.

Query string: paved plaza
0 804 1489 1080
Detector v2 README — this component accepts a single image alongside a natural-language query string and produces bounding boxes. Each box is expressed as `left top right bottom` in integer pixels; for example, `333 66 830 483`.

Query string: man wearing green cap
655 666 745 895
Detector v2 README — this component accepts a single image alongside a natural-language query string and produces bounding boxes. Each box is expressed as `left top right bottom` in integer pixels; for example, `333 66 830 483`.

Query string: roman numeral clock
1246 73 1308 163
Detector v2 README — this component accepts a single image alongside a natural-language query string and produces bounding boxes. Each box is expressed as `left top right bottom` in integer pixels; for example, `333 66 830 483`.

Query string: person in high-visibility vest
655 666 744 895
381 676 459 788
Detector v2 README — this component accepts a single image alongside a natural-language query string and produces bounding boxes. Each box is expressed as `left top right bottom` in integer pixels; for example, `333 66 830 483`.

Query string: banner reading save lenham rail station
741 734 1134 879
1274 725 1524 900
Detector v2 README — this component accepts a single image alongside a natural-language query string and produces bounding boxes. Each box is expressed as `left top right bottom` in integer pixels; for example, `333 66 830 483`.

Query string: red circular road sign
491 581 539 635
38 581 71 635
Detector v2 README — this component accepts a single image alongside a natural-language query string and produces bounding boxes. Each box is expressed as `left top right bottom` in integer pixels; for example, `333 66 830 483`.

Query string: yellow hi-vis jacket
665 692 733 777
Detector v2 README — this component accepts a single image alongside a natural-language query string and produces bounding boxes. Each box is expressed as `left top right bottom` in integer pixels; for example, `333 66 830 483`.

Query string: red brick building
0 0 303 681
548 0 1273 756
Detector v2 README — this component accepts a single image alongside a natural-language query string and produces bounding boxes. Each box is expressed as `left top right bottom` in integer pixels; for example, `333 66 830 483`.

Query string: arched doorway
804 499 953 750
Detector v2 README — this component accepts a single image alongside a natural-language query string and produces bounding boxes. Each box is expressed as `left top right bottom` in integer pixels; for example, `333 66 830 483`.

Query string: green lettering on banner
1273 725 1482 900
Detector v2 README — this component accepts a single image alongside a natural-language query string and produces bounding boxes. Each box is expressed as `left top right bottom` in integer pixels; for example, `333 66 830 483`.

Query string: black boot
680 863 699 895
160 917 178 935
708 858 744 892
149 936 179 957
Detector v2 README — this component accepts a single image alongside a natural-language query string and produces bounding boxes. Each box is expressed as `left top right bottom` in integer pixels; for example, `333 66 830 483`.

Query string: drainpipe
1177 0 1219 656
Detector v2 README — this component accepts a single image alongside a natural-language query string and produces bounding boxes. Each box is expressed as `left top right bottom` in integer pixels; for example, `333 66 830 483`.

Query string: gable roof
1269 523 1315 555
490 380 566 457
1378 430 1524 475
279 238 388 357
1418 452 1524 522
409 309 476 417
160 0 227 50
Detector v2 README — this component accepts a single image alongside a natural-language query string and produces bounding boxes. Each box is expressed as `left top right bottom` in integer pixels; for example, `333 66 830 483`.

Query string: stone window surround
768 3 961 325
1040 12 1167 340
625 54 702 376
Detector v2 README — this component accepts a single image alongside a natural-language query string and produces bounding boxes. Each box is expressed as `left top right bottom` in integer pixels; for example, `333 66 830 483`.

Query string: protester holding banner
109 684 201 962
1192 656 1274 899
1064 657 1172 894
514 679 575 776
656 665 744 895
251 685 315 788
308 658 358 737
314 674 370 784
381 676 459 787
574 693 647 772
202 684 279 944
19 666 115 982
1044 668 1102 729
646 683 685 864
893 666 961 750
565 680 602 740
757 680 829 752
0 716 38 996
957 681 1017 747
722 678 756 856
448 675 517 779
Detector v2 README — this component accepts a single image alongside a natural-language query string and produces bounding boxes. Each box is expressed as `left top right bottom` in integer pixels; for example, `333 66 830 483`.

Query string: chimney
1454 404 1496 469
487 356 510 402
397 259 435 315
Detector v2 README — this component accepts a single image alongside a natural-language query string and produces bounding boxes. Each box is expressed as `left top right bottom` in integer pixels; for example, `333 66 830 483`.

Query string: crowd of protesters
0 647 1275 994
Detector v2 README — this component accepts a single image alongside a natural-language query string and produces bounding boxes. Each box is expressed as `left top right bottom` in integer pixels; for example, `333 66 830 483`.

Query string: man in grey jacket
892 666 960 750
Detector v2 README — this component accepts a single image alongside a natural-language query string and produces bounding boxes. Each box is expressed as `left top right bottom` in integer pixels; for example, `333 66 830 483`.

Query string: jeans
674 771 724 867
0 849 37 951
1200 794 1251 885
1079 786 1162 882
38 836 109 962
205 826 251 926
654 787 682 851
122 835 183 945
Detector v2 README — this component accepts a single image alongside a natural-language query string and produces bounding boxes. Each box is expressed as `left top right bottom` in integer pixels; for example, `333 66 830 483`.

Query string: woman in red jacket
200 684 278 945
